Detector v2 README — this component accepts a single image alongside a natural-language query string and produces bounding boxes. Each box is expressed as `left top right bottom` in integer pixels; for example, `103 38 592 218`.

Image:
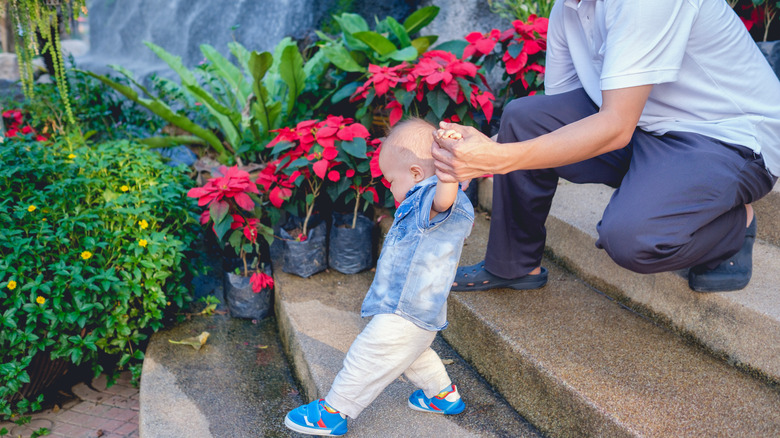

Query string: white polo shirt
545 0 780 176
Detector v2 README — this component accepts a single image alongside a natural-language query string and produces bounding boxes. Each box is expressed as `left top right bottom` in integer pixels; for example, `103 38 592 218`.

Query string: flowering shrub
463 15 548 107
0 138 199 420
187 166 274 291
352 50 494 129
258 116 380 236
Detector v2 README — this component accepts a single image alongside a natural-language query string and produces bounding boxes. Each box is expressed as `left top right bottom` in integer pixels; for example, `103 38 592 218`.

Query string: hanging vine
1 0 86 125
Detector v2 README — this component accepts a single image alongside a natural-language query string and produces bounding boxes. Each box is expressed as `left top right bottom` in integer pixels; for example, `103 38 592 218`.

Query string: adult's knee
597 219 678 274
498 95 552 142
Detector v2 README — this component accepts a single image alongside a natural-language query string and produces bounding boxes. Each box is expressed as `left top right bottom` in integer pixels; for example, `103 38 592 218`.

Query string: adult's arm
432 84 652 182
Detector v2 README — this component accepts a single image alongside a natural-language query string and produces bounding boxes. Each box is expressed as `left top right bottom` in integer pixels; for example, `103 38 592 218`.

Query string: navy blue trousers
487 88 777 277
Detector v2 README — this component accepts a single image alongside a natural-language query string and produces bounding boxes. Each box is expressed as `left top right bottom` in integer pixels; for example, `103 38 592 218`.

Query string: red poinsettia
188 165 273 277
187 165 259 211
250 271 274 292
463 29 502 58
353 63 409 100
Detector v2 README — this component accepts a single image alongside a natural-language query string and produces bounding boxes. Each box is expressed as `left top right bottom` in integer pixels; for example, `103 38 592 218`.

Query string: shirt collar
404 175 438 199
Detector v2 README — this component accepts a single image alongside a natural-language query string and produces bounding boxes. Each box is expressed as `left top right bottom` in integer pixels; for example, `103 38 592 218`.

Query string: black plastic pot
224 264 273 320
329 212 374 274
279 217 327 278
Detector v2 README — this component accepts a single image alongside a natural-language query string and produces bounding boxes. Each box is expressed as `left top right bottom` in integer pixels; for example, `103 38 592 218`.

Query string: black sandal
451 261 548 292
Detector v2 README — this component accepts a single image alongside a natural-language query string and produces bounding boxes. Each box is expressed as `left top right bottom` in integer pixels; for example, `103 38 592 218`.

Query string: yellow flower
81 251 93 260
27 205 36 212
67 153 76 159
36 296 45 304
7 280 16 290
139 239 148 248
120 185 130 192
139 220 149 230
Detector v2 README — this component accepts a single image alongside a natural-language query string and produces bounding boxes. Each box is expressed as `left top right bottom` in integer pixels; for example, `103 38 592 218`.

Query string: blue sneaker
407 384 465 414
284 399 348 436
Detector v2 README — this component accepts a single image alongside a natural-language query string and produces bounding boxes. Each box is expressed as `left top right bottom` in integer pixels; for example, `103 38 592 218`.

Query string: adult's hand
432 122 498 183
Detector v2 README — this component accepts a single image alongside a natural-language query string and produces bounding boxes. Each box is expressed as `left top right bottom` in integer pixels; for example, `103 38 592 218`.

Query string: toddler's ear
409 164 425 182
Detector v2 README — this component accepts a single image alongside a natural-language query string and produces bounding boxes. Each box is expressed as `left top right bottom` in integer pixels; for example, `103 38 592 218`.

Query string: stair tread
274 267 541 438
446 212 780 436
543 182 780 381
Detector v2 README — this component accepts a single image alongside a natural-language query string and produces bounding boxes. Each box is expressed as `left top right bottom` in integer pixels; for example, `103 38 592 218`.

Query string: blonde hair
380 118 436 171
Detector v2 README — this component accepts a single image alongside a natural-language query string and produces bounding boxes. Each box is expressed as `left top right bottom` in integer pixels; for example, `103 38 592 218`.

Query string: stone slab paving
274 266 542 437
443 212 780 437
0 371 140 438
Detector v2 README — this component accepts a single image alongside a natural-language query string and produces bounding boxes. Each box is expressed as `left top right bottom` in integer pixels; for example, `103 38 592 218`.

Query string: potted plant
187 165 275 320
258 116 375 277
326 133 383 274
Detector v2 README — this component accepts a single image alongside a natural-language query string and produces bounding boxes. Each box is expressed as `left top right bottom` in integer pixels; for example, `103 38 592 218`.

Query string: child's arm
431 129 462 219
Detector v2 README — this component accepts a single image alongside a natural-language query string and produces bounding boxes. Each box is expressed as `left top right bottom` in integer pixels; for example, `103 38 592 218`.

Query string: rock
61 39 90 58
421 0 512 44
153 145 198 167
0 53 19 81
76 0 418 79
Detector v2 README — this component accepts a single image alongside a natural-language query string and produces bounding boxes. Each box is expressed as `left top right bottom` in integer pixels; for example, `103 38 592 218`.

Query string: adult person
433 0 780 293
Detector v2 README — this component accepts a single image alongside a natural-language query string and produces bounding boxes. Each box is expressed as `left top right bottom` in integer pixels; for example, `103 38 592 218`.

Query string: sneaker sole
284 415 345 436
407 399 465 415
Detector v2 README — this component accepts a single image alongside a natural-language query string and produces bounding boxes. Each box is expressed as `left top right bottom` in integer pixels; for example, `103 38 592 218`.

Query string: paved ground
1 372 139 438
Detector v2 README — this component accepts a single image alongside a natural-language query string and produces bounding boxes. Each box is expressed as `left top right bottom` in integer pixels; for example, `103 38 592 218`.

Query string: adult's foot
688 214 756 292
451 261 547 292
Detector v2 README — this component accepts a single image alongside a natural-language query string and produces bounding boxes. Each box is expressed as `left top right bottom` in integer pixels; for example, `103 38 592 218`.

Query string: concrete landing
444 213 780 437
139 315 304 438
274 267 542 438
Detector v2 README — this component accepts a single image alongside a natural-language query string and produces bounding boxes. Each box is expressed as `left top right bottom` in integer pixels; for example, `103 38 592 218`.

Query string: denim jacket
361 176 474 331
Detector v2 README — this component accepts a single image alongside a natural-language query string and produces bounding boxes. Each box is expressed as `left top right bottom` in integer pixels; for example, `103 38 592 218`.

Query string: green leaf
228 229 243 250
341 138 368 158
387 46 419 62
321 45 365 73
403 6 440 35
353 31 398 56
386 16 411 47
200 44 249 102
214 216 233 241
427 89 449 119
209 200 230 224
432 39 467 58
76 69 229 162
278 45 306 115
508 41 525 59
248 51 274 85
332 82 361 103
334 13 370 51
411 36 438 56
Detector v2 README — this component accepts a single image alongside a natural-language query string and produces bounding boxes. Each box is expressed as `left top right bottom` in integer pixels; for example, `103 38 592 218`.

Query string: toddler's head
378 118 437 203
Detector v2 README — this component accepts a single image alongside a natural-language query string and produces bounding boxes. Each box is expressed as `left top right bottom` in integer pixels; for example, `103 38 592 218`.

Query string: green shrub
0 137 199 420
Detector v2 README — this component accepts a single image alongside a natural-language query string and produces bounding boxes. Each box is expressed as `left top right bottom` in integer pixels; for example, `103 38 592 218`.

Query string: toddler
284 118 474 436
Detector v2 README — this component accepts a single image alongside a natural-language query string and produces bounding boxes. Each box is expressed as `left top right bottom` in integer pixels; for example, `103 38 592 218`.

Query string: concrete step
443 212 780 437
273 266 542 438
139 314 305 438
478 178 780 385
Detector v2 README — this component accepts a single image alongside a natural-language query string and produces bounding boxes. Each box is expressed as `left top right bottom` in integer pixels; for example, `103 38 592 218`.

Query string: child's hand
436 129 462 141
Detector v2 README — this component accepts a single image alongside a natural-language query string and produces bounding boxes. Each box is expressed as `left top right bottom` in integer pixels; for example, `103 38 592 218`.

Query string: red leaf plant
259 116 380 237
351 51 494 130
463 15 548 105
187 165 274 281
3 109 49 142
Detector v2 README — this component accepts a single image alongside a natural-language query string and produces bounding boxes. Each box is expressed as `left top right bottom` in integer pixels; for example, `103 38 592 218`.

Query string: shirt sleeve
544 0 582 95
601 0 699 90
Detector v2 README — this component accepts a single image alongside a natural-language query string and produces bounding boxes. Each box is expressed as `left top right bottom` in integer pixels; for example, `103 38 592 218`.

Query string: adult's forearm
491 109 633 174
